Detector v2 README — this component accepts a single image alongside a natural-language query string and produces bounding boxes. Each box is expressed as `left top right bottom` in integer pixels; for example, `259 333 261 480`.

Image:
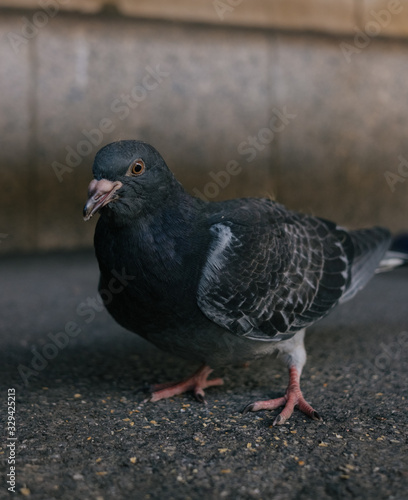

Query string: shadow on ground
0 252 407 499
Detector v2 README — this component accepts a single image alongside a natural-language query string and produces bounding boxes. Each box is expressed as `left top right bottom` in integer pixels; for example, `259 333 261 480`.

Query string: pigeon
83 140 395 425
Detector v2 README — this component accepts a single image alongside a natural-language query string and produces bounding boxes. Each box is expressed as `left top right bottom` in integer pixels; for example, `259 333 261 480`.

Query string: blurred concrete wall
1 1 408 254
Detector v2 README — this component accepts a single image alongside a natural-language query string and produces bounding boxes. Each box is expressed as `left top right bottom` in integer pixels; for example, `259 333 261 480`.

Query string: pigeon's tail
377 232 408 272
340 227 391 304
376 251 408 273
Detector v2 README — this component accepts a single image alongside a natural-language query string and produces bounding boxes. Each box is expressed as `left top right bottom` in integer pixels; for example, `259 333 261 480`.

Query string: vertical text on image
6 388 17 493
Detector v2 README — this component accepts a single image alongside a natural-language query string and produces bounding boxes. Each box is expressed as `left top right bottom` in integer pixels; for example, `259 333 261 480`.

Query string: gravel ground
0 251 407 500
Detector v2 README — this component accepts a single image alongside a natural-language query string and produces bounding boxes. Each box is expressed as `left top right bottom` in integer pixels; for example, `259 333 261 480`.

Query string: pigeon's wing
197 199 389 342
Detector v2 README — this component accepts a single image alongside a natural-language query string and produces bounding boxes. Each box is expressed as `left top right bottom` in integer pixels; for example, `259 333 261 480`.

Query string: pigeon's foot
149 364 224 403
242 366 322 426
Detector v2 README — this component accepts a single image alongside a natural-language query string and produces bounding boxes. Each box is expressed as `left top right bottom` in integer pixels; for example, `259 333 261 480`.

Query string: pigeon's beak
83 179 123 221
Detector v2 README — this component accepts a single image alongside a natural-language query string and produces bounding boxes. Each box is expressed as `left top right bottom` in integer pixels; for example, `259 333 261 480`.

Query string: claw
273 414 284 426
194 392 206 404
241 403 255 415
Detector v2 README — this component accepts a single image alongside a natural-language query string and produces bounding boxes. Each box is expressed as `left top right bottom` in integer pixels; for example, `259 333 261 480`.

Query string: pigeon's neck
133 190 205 259
96 188 209 290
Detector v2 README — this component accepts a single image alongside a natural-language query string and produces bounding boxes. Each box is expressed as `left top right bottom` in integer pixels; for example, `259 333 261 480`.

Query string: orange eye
130 159 145 176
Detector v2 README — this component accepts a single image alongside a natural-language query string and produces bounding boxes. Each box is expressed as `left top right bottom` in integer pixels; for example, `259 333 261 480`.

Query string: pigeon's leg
242 330 322 425
149 364 223 403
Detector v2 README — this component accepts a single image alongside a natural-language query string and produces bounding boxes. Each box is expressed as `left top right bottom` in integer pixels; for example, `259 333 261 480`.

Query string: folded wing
197 199 390 342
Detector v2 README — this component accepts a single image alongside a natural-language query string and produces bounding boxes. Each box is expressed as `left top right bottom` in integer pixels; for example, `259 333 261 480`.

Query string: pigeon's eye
130 160 145 176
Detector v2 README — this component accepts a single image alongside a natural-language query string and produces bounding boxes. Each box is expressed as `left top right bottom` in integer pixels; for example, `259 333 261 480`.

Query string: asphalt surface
0 251 407 500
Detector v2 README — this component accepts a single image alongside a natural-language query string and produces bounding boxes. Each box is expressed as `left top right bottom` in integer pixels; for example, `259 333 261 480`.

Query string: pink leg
242 366 321 425
149 364 224 403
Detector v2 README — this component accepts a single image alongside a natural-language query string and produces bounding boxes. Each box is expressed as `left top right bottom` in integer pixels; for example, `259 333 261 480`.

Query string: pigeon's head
83 140 179 222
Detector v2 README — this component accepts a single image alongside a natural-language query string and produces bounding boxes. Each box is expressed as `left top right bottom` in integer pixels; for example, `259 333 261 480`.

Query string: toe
151 381 177 391
204 377 224 389
297 396 321 421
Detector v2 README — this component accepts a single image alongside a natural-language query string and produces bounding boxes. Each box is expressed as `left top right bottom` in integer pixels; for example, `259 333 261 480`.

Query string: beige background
1 1 407 254
2 0 408 36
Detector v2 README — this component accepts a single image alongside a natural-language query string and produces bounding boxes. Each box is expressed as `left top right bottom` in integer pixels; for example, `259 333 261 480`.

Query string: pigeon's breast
94 217 210 336
93 214 298 365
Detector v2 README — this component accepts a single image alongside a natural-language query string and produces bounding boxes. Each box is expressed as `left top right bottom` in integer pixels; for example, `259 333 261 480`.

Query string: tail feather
340 227 391 303
377 250 408 273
